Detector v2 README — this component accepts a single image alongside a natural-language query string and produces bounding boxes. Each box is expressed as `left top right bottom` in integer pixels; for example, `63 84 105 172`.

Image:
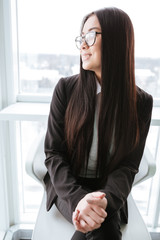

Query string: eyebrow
82 27 101 35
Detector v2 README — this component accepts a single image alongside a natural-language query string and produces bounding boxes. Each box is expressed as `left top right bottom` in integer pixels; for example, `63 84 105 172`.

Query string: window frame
14 0 160 105
0 0 160 232
0 0 17 231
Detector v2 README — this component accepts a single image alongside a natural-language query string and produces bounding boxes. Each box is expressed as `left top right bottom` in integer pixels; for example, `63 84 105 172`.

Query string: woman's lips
81 54 91 61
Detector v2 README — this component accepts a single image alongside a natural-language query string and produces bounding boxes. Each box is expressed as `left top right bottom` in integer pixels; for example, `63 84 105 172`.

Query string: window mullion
8 121 21 224
0 0 17 109
0 0 19 231
152 129 160 228
0 122 10 231
0 121 20 227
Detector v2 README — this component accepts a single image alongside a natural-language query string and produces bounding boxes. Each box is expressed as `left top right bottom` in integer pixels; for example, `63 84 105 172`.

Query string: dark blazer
43 74 153 223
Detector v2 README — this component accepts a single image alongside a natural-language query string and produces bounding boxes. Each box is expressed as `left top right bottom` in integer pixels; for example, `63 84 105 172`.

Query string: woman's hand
72 191 107 233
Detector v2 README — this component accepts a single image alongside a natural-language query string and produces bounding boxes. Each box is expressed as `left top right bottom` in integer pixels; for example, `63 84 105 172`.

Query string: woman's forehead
82 15 101 34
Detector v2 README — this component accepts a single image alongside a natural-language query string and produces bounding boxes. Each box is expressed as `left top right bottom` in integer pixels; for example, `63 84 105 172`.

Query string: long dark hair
65 7 139 178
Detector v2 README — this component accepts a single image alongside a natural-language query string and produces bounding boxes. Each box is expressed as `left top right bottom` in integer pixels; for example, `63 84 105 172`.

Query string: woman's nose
81 40 88 50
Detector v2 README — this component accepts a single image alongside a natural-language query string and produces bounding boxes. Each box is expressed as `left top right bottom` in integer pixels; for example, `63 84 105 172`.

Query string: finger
79 218 100 232
90 205 107 218
81 214 97 227
79 219 91 233
73 211 87 233
74 212 102 232
74 219 87 233
80 216 101 232
88 214 104 226
87 197 107 209
92 192 106 199
87 209 106 224
72 209 80 222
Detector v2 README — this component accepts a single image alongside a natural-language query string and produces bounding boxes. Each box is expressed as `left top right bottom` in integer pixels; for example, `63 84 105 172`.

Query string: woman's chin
82 62 91 71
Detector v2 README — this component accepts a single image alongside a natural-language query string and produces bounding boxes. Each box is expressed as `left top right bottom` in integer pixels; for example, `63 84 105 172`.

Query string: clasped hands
72 191 107 233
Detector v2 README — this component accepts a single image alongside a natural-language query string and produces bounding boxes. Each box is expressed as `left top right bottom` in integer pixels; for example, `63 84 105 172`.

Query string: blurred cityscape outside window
19 53 160 98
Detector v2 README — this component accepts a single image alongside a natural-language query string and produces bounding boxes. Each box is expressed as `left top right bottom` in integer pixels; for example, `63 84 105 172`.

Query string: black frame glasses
75 31 102 50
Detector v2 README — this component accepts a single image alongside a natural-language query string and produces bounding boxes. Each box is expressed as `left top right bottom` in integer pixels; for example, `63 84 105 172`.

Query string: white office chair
26 132 156 240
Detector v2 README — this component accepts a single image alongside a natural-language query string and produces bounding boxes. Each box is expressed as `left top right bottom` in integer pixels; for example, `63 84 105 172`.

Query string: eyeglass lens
75 31 96 49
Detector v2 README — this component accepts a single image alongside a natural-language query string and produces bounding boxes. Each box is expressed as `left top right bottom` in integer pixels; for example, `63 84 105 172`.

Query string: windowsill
0 103 50 121
0 102 159 125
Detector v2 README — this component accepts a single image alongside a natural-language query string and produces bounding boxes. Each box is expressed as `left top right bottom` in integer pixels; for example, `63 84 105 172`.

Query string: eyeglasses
75 31 102 50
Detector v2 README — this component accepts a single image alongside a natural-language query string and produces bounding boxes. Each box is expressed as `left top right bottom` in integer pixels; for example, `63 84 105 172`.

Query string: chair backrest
26 132 155 240
26 131 47 185
133 146 156 185
26 132 156 186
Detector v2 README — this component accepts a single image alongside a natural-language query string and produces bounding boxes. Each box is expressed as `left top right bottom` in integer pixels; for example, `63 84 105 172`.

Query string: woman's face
81 14 102 81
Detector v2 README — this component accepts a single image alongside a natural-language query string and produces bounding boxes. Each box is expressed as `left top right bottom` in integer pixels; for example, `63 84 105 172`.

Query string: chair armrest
121 194 152 240
133 146 156 186
144 147 156 178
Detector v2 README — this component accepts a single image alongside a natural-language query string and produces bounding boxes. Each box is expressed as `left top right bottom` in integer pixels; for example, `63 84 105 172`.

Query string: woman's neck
95 72 101 85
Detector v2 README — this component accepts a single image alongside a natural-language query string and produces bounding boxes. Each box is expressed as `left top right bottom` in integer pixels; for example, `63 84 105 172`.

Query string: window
0 0 160 231
135 59 160 99
16 0 81 96
16 121 46 222
132 125 160 228
16 0 160 100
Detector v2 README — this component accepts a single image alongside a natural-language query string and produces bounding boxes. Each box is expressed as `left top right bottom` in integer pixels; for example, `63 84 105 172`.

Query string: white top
79 81 101 178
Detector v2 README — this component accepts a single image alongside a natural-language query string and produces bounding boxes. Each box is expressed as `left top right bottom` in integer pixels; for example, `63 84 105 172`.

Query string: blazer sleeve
101 93 153 219
44 78 88 214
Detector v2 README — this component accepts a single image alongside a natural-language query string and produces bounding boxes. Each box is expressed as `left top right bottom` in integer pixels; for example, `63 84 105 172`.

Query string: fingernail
99 193 106 199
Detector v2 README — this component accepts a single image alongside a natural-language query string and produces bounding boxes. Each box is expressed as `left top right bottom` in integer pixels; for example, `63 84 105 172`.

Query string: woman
44 7 153 240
